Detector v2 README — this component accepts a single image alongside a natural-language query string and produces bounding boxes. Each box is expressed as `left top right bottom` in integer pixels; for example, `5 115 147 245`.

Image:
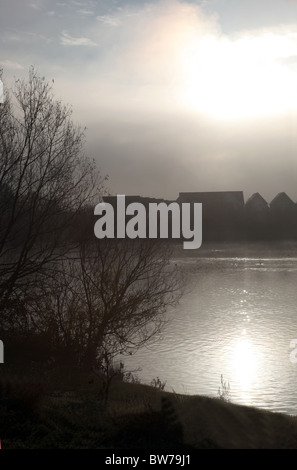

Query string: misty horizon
1 0 297 202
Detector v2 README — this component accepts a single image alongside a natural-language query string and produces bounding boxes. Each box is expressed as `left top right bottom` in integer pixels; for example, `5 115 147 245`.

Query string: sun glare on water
231 336 259 389
179 31 297 120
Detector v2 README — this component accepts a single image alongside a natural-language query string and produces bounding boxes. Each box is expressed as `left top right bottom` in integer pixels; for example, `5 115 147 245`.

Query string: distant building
245 193 269 213
269 192 296 213
245 193 271 240
178 191 245 241
178 191 244 208
269 192 297 239
100 191 297 242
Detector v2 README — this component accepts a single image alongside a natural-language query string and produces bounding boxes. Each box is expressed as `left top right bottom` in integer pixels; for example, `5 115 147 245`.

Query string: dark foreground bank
1 368 297 449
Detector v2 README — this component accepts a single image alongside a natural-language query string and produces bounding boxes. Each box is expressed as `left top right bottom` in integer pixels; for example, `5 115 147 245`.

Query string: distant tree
0 67 106 318
23 238 183 368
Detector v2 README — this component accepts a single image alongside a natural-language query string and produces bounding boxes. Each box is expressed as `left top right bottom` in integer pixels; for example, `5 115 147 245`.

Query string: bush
0 379 44 412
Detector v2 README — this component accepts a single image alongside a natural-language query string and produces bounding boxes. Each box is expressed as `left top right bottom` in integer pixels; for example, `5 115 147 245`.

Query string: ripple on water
123 251 297 415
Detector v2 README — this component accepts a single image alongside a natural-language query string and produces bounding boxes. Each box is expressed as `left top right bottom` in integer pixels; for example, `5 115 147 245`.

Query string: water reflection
231 335 259 390
123 248 297 415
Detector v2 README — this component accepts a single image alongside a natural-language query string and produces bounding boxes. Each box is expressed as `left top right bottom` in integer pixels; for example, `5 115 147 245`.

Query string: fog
2 0 297 201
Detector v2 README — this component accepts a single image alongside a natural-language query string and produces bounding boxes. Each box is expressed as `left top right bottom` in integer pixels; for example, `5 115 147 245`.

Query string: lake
123 241 297 415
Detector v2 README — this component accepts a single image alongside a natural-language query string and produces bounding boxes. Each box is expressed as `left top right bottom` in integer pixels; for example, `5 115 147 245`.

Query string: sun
179 32 297 120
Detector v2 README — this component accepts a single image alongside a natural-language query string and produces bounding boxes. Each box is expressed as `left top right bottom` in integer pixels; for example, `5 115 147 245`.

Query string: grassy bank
1 367 297 449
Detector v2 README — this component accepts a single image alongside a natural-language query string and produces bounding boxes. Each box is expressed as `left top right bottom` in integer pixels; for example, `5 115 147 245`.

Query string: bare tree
0 67 106 315
0 68 183 370
24 238 183 367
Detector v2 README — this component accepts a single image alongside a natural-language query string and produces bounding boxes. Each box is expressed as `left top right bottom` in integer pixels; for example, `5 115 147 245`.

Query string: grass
1 365 297 449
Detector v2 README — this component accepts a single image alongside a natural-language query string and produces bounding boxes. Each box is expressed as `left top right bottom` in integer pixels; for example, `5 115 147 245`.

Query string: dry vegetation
1 364 297 449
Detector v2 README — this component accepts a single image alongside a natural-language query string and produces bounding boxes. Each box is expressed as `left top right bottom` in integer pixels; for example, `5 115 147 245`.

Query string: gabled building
269 192 297 239
245 193 269 213
177 191 245 241
269 192 296 213
245 193 271 240
100 191 297 242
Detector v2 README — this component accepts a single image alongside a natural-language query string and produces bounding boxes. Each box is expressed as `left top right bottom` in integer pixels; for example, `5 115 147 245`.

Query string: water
123 242 297 415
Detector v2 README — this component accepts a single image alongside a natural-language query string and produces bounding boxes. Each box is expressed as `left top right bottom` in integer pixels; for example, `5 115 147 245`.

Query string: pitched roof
270 192 296 210
245 192 268 209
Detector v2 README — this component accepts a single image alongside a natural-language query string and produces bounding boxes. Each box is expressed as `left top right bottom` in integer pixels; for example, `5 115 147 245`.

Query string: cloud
3 0 297 199
60 30 97 46
65 1 297 120
78 9 94 17
75 0 219 104
96 15 122 27
29 2 42 9
0 59 24 70
276 53 297 66
52 0 297 200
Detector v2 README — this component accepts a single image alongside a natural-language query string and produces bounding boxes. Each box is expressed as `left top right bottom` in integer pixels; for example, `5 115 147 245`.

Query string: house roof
270 192 296 210
245 192 268 209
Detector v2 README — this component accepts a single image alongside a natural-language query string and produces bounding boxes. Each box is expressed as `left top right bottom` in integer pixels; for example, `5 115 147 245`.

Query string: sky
2 0 297 202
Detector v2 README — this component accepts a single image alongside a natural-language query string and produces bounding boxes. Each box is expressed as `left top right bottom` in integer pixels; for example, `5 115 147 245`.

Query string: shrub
217 374 231 402
150 377 166 391
0 379 44 412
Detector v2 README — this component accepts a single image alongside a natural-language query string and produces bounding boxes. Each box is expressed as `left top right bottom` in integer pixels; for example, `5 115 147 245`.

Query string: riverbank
1 369 297 449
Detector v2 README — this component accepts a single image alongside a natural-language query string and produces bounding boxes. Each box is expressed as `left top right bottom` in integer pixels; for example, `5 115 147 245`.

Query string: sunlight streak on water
232 336 259 389
123 246 297 415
